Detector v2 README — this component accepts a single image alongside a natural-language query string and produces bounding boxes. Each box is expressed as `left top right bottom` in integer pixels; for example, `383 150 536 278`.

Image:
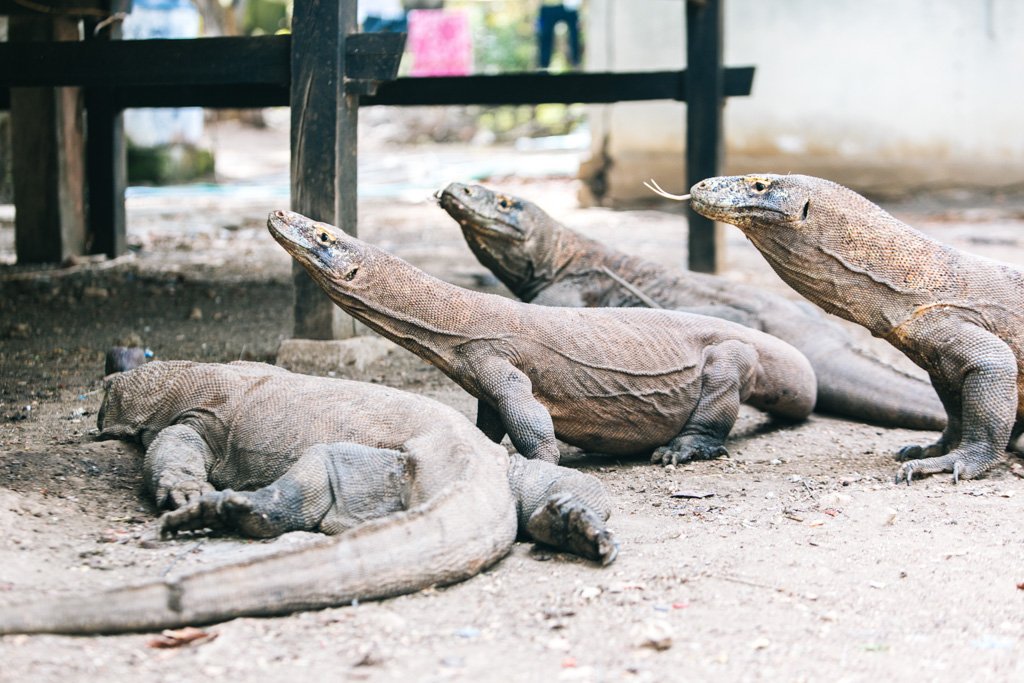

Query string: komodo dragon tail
806 343 945 431
0 475 517 635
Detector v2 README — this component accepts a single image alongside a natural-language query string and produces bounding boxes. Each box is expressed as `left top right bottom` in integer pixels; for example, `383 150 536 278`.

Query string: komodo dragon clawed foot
159 480 216 510
159 489 261 538
526 493 618 565
651 434 729 467
895 447 1005 485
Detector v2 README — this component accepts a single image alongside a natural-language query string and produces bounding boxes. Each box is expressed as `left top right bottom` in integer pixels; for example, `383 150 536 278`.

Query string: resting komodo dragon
687 173 1024 482
269 210 816 468
0 361 616 635
437 181 945 431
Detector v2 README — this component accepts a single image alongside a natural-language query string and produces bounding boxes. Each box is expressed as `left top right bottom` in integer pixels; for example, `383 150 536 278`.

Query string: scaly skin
0 361 615 634
268 210 816 469
437 181 945 431
689 173 1024 483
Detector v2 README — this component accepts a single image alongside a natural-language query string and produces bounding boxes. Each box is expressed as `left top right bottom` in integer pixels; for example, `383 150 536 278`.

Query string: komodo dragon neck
690 174 956 337
268 210 526 374
311 249 522 374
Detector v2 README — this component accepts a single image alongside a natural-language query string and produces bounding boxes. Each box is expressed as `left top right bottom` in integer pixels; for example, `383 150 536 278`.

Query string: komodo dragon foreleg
652 340 758 466
144 424 216 509
893 316 1016 483
160 443 405 538
472 355 561 464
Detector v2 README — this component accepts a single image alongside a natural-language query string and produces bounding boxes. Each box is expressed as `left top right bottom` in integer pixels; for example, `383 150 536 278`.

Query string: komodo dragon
687 173 1024 482
437 181 945 431
0 360 616 635
268 210 816 468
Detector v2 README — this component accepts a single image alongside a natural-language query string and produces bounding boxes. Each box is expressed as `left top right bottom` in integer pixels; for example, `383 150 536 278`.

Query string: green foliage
127 143 216 185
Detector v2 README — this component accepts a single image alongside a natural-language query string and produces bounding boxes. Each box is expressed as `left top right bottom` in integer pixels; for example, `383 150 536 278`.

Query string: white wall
582 0 1024 202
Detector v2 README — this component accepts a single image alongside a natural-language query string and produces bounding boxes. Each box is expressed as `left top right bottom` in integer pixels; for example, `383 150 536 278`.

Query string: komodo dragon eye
753 181 768 192
317 230 334 244
496 196 513 212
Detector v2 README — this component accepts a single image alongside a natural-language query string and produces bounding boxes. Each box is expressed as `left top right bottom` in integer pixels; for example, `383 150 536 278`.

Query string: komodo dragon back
688 173 1024 482
438 181 946 432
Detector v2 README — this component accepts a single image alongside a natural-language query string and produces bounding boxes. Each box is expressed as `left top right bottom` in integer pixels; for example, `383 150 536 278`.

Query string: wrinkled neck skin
736 198 944 336
462 215 568 302
310 250 519 372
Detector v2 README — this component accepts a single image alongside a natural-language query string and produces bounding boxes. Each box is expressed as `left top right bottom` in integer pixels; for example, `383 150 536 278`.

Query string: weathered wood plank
685 0 725 273
9 13 86 264
290 0 360 339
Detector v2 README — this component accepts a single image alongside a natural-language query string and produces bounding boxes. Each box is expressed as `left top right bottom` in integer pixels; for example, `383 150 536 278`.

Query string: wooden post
685 0 724 273
290 0 360 339
9 13 86 264
84 5 128 258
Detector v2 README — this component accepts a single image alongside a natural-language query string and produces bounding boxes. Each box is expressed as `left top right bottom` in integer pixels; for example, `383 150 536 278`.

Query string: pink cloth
407 9 473 77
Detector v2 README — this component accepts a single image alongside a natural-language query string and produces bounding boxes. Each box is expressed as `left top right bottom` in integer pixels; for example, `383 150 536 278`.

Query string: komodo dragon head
437 182 558 297
268 210 371 301
688 174 816 231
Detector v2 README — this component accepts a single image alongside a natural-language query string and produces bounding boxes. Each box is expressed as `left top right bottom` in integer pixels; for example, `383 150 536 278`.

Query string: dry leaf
147 626 217 649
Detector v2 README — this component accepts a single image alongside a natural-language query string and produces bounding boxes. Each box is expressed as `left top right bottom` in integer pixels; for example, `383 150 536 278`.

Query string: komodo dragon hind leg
509 456 618 565
894 321 1016 484
160 443 405 538
651 340 757 467
527 493 618 565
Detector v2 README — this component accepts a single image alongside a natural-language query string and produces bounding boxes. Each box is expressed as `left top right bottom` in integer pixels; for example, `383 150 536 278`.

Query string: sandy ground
1 122 1024 682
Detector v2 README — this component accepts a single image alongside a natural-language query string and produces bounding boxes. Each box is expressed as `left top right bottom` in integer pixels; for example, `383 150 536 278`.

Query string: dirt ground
1 125 1024 681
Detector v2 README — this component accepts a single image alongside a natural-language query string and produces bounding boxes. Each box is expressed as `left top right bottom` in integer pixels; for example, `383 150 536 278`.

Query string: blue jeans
537 4 581 69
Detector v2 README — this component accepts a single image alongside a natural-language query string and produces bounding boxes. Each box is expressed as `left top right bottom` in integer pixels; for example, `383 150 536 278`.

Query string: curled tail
805 343 945 431
0 461 516 635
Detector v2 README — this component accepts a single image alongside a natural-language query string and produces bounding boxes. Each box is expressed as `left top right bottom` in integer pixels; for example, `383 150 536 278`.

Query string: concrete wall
581 0 1024 203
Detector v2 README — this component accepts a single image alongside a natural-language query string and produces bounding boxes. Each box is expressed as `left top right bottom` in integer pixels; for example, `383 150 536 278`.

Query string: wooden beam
0 35 291 88
83 4 128 258
0 0 114 16
9 13 86 264
685 0 726 273
0 61 754 109
289 0 360 339
363 68 754 106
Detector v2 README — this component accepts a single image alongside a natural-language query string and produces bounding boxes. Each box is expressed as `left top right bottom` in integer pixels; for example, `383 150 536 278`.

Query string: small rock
82 286 109 299
546 636 572 652
6 322 31 339
188 307 203 321
454 626 480 639
818 492 852 510
769 458 782 466
577 585 601 600
634 619 672 651
751 637 771 650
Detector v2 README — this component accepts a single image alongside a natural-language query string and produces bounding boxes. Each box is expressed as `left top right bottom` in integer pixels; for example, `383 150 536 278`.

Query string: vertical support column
10 14 86 264
290 0 361 339
685 0 724 273
84 5 128 258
